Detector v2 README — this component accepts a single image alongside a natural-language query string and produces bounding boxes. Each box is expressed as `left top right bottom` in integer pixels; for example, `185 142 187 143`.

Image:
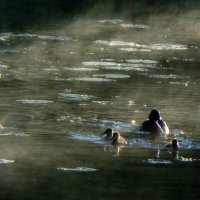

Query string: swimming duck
111 132 127 145
140 109 169 134
101 128 114 140
165 138 179 150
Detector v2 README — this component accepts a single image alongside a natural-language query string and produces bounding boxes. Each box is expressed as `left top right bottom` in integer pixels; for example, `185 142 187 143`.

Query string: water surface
0 13 200 200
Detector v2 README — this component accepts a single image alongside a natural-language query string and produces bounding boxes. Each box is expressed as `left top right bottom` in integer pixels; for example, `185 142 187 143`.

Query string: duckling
101 128 114 140
165 138 179 150
111 132 127 145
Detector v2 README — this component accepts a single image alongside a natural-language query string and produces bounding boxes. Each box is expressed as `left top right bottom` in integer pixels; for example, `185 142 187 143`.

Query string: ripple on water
58 93 96 101
68 132 105 145
57 167 99 172
96 119 134 133
129 138 161 149
16 99 53 105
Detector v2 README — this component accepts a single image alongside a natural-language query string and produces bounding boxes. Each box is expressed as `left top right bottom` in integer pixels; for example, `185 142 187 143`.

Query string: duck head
172 138 179 148
101 128 114 139
149 109 161 122
111 132 120 144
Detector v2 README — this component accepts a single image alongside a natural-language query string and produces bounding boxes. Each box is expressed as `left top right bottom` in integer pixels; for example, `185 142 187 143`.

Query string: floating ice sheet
64 67 99 71
67 77 115 82
0 49 19 53
37 35 72 41
92 74 130 79
119 48 151 52
16 99 53 104
145 159 172 164
0 132 28 137
58 93 96 101
98 19 123 24
57 167 99 172
95 40 188 50
0 32 14 41
149 43 188 50
121 24 149 29
0 63 9 68
126 59 158 64
15 33 72 41
82 61 118 66
149 74 186 79
95 40 140 47
100 64 149 72
0 159 15 164
92 100 110 105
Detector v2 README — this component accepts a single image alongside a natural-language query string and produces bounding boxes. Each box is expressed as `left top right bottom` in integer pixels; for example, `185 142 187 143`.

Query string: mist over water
0 1 200 200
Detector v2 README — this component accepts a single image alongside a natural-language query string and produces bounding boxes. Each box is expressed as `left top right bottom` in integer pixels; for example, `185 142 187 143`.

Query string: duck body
140 109 169 135
140 119 169 134
111 132 127 145
165 138 179 150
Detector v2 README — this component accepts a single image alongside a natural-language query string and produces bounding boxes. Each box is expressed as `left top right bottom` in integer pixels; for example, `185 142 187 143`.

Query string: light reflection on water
0 16 200 200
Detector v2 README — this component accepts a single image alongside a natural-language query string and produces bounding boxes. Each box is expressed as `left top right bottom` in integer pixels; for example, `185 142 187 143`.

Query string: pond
0 13 200 200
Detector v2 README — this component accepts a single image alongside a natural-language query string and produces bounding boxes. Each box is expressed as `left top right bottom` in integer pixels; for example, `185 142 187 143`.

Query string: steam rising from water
0 6 199 170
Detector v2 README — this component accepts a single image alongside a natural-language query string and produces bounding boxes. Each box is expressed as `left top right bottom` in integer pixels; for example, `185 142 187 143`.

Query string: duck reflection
165 138 180 150
164 139 189 161
104 145 122 156
111 132 127 145
101 129 127 156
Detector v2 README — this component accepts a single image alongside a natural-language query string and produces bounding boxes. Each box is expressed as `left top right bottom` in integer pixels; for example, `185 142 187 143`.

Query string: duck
140 109 170 135
165 138 179 150
111 132 127 145
101 128 114 140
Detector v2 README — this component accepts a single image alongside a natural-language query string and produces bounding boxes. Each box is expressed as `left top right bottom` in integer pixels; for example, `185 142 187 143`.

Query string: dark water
0 9 200 200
